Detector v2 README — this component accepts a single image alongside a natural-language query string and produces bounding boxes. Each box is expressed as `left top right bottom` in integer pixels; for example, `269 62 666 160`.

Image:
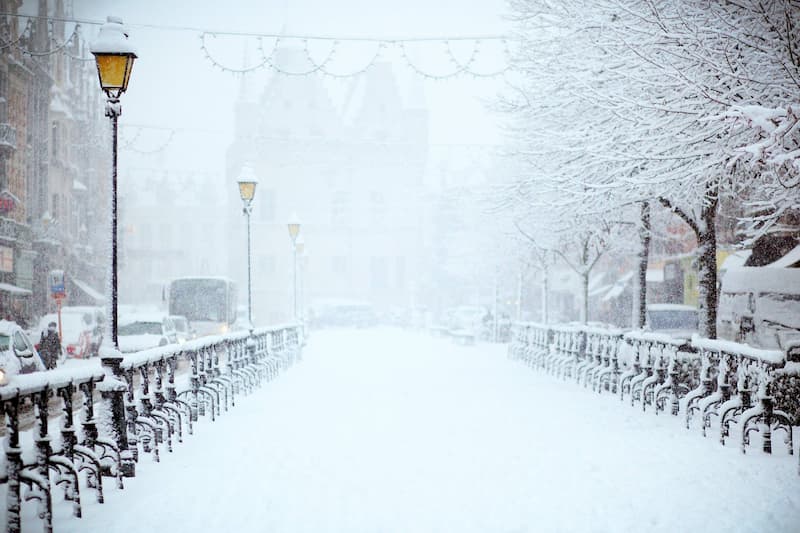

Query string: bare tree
501 0 800 337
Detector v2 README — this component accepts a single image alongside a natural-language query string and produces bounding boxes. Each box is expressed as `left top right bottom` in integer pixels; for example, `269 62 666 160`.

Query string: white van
717 248 800 349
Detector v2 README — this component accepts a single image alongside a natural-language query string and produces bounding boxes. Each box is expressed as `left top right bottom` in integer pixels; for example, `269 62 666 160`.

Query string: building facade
0 0 110 324
227 49 429 325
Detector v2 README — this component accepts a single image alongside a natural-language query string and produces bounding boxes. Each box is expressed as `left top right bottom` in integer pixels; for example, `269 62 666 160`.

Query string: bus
167 277 237 337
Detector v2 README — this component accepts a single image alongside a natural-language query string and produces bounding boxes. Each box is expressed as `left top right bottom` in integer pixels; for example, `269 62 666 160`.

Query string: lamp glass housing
93 53 136 97
288 222 300 241
238 180 257 202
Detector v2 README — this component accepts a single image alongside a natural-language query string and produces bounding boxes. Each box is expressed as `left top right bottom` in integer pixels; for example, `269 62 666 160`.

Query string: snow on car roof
172 276 234 282
60 306 102 314
313 299 373 309
0 319 21 336
119 313 167 325
647 304 697 312
722 267 800 294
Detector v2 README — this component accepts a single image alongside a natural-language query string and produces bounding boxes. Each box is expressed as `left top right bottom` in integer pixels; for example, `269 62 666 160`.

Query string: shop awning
69 277 106 304
0 282 32 296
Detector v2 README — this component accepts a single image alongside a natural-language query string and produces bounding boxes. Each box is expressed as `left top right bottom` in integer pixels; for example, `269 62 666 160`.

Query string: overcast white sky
64 0 511 174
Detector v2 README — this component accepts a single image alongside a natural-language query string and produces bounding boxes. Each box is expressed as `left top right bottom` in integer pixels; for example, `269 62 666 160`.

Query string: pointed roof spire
236 43 256 103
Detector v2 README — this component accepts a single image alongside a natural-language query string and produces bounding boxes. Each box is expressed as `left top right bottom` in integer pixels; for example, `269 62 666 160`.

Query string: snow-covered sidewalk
52 328 799 533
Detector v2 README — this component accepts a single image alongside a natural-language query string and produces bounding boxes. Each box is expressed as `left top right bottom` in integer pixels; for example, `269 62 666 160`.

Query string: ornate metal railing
0 324 302 533
508 322 800 473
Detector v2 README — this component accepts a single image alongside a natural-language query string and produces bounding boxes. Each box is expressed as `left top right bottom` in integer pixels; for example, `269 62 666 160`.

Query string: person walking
39 322 61 370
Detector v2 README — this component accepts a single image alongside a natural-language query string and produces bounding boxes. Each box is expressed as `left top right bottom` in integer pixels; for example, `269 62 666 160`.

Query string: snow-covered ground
42 328 799 532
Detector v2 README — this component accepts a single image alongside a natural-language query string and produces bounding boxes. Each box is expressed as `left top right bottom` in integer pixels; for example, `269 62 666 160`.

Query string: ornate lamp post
295 235 305 321
90 15 137 478
237 167 258 327
287 213 301 320
90 16 136 350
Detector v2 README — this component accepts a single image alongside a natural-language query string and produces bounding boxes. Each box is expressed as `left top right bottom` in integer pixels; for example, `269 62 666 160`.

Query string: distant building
118 169 228 307
0 0 109 323
226 49 428 325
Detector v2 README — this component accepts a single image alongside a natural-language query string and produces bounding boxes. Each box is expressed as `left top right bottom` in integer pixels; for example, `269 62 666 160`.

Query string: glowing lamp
90 16 137 99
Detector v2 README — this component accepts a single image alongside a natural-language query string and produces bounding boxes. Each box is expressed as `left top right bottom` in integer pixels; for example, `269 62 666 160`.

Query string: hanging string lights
0 11 514 79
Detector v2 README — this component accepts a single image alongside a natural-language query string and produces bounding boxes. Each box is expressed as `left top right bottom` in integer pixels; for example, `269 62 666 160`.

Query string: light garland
0 19 33 50
19 20 78 57
120 125 176 155
60 25 94 63
0 11 513 80
303 40 386 79
200 32 271 73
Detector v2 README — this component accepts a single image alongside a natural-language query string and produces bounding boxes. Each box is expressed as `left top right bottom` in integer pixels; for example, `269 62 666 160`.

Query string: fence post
4 397 22 533
100 355 136 477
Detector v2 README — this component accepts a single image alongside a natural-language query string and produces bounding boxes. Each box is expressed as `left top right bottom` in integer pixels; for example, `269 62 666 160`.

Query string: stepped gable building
226 47 429 325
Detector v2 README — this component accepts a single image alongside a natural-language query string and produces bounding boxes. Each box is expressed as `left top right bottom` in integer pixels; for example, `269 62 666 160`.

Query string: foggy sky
60 0 510 175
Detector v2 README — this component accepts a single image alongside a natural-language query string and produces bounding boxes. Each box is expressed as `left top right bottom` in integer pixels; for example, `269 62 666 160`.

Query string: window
332 256 348 275
259 189 275 222
370 190 385 226
51 122 59 159
331 190 349 226
664 263 679 280
0 245 12 272
370 257 387 289
51 194 59 221
395 256 405 288
13 331 28 352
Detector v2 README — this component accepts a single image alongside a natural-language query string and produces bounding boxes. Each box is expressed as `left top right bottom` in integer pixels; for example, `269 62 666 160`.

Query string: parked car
645 304 699 339
0 320 46 385
118 314 178 353
718 253 800 349
444 305 490 337
311 300 378 328
169 315 195 344
231 304 253 332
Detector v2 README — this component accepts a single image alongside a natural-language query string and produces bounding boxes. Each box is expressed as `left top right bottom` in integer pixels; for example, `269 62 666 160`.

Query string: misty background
58 0 516 325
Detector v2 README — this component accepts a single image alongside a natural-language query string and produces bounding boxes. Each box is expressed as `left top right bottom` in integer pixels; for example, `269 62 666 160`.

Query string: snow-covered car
645 304 699 340
444 305 490 338
118 314 178 353
311 300 377 328
34 307 103 359
169 315 195 344
0 320 46 385
718 251 800 349
231 305 253 332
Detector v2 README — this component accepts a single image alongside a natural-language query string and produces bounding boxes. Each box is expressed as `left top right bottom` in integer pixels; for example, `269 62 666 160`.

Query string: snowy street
53 328 799 533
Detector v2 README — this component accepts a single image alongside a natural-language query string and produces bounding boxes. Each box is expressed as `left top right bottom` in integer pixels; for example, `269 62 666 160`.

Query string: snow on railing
508 321 799 474
0 323 304 533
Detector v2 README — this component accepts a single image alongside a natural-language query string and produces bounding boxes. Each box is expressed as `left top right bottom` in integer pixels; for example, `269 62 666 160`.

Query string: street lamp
295 235 305 321
91 16 136 351
287 213 301 320
238 166 258 327
90 15 136 478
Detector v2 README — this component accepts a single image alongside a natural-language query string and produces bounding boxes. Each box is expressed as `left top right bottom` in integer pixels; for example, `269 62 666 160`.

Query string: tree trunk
581 271 589 324
542 264 549 324
633 202 651 328
517 268 523 321
697 199 718 338
658 188 719 338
